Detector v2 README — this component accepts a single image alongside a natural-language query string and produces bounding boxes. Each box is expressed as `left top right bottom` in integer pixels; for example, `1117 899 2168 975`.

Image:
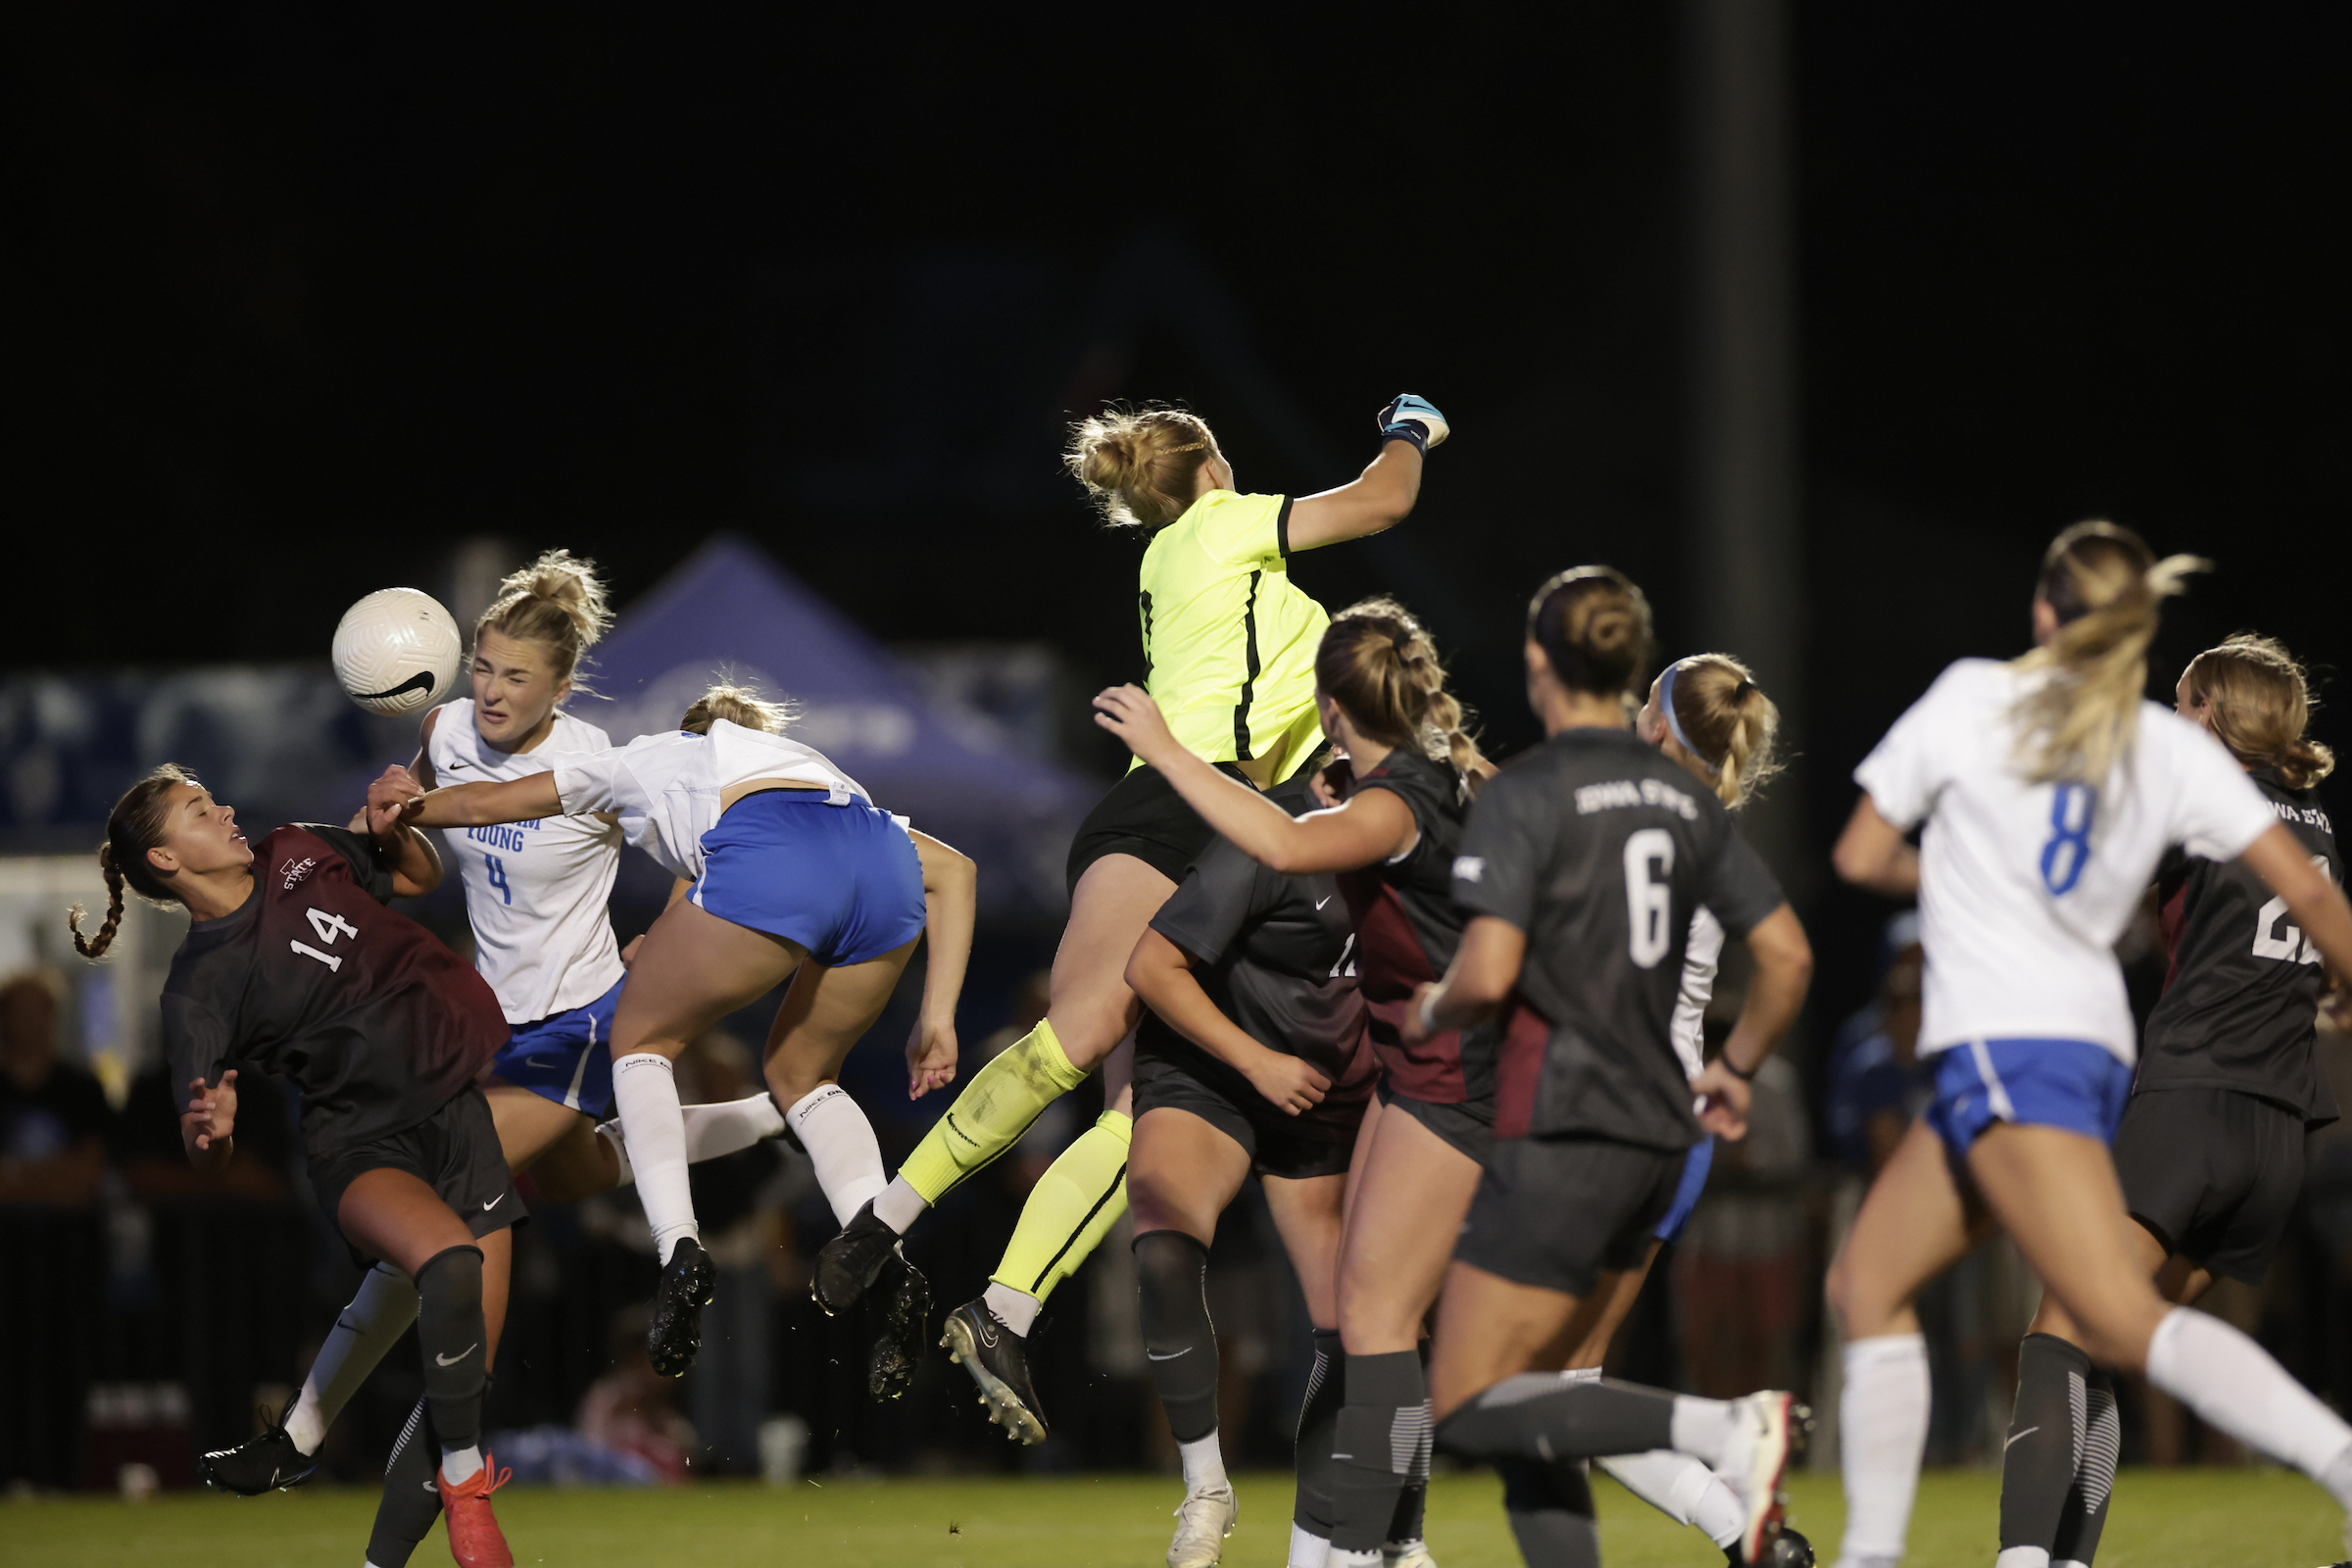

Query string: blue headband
1656 660 1726 771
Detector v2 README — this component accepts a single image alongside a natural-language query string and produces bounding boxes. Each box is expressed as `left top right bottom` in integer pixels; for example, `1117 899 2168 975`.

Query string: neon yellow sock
991 1108 1132 1304
899 1018 1089 1204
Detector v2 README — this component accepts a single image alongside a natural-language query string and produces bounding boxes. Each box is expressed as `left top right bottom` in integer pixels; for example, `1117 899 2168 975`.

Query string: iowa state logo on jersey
278 855 319 889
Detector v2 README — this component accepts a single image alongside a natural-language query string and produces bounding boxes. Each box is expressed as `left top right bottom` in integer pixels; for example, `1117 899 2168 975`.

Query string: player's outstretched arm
1126 928 1330 1116
181 1069 238 1172
364 766 443 897
905 829 976 1099
1692 903 1814 1141
1092 684 1416 873
1406 914 1529 1042
1832 793 1921 897
401 772 563 830
1284 393 1448 551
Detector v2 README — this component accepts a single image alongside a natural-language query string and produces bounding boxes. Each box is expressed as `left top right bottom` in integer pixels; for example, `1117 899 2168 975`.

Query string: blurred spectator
112 1060 292 1202
1824 918 1933 1176
579 1307 697 1484
0 970 108 1207
675 1030 790 1475
1674 1054 1813 1397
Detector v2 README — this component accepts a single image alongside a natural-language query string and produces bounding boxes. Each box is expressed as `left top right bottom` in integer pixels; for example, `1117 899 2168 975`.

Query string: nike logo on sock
2005 1425 2039 1448
1148 1348 1192 1361
436 1345 478 1366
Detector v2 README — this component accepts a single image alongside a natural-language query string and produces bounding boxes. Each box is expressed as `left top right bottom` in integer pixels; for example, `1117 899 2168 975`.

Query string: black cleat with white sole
812 1200 901 1318
867 1251 932 1402
1731 1525 1814 1566
942 1298 1047 1445
648 1236 715 1378
199 1409 319 1495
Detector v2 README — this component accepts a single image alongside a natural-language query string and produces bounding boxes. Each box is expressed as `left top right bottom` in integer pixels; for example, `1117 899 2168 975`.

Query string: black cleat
1730 1525 1814 1566
866 1252 933 1402
812 1200 900 1317
199 1408 319 1495
648 1236 715 1378
941 1298 1047 1445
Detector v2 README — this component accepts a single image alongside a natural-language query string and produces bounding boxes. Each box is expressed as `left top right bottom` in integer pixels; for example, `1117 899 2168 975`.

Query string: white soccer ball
332 588 465 715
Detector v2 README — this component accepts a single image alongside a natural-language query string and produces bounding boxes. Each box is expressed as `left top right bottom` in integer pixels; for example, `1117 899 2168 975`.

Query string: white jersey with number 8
1855 659 2277 1064
425 699 628 1024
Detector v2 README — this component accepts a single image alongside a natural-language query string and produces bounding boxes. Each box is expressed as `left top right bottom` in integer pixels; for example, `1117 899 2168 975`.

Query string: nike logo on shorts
437 1344 478 1366
483 1195 503 1210
1315 896 1332 909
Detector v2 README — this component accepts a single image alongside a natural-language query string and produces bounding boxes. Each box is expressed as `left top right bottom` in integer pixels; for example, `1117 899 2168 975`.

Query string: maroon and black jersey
1453 728 1785 1150
2136 769 2339 1125
163 825 510 1162
1335 748 1485 1104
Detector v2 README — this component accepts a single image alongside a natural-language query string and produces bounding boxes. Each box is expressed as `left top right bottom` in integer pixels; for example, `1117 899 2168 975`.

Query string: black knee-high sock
1295 1328 1345 1537
1498 1455 1600 1567
1386 1339 1433 1547
1329 1348 1425 1552
1434 1373 1676 1465
366 1396 445 1568
1999 1332 2091 1556
2052 1368 2120 1566
1135 1231 1219 1444
415 1245 487 1454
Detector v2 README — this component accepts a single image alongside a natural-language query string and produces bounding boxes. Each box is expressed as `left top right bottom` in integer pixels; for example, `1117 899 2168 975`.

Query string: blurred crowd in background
11 895 2352 1496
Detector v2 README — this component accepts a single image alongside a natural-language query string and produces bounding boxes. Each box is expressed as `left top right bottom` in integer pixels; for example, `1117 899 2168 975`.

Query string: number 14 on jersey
292 907 359 971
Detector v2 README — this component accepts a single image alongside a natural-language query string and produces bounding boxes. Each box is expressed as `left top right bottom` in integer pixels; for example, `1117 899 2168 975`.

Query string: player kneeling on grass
73 766 520 1568
1409 567 1817 1568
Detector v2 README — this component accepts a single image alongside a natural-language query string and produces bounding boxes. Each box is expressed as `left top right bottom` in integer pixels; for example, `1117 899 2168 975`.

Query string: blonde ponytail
1063 408 1219 532
681 680 797 736
1658 654 1784 810
1313 597 1486 795
477 548 613 689
2011 521 2207 785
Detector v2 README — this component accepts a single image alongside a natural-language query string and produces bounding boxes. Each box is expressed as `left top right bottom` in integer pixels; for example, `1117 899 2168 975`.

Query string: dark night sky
8 6 2347 1021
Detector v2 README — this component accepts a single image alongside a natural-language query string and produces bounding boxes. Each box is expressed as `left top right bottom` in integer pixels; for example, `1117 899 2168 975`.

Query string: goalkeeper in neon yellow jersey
815 394 1449 1442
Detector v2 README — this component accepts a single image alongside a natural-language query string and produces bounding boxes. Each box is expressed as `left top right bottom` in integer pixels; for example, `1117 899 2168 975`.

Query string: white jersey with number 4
1855 658 2276 1064
426 699 628 1024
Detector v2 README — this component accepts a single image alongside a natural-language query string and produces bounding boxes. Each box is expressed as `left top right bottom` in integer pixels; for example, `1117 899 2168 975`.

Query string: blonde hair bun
681 680 797 736
1064 408 1218 532
477 548 614 689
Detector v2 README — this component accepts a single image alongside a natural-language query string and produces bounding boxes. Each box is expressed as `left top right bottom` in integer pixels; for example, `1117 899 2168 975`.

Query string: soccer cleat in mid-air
867 1250 933 1402
942 1298 1048 1445
648 1236 715 1378
1712 1390 1810 1566
1166 1483 1238 1568
436 1453 514 1568
1731 1524 1814 1566
198 1408 319 1495
812 1200 901 1317
1383 1539 1439 1568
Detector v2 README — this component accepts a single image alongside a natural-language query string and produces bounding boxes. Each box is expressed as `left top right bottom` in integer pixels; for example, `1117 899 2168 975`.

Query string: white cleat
1713 1390 1809 1564
1167 1483 1238 1568
1382 1540 1439 1568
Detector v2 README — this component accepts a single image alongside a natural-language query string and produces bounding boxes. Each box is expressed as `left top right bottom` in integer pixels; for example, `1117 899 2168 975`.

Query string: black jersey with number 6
163 825 511 1161
1452 729 1786 1150
2134 769 2339 1124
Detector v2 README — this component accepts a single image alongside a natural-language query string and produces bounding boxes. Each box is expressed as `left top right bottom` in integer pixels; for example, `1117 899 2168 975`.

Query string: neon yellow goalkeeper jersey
1134 490 1329 784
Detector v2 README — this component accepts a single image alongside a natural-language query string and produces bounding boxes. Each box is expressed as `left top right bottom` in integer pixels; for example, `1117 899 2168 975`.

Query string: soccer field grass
5 1467 2341 1566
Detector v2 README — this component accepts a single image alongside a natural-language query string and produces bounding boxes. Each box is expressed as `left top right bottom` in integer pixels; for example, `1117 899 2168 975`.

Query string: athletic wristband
1416 988 1443 1036
1381 421 1432 455
1720 1054 1758 1082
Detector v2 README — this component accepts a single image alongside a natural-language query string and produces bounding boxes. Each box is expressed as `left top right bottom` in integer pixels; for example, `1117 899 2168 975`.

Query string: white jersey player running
1824 521 2352 1568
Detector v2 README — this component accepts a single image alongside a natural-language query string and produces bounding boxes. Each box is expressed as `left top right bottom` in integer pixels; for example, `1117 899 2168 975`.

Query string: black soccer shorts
1133 1040 1364 1181
2113 1085 2307 1286
1455 1133 1686 1298
310 1084 525 1268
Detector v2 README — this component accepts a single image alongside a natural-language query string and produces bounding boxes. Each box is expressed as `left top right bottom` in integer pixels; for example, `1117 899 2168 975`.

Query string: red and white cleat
1714 1391 1809 1566
436 1453 515 1568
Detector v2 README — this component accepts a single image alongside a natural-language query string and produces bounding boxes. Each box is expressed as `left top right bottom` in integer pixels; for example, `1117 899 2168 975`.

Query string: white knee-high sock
1599 1450 1743 1547
612 1052 699 1263
1837 1333 1930 1566
786 1084 889 1228
2145 1307 2352 1498
684 1092 786 1161
286 1262 418 1454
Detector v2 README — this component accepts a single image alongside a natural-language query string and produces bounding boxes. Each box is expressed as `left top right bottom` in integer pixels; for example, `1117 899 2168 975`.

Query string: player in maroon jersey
71 765 520 1568
1093 594 1489 1568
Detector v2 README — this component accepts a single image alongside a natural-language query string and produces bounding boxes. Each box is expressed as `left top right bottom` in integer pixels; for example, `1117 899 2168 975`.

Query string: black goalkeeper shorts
2113 1086 2307 1286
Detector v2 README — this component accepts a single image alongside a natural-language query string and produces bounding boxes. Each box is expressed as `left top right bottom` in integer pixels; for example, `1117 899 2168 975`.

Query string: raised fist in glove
1378 393 1448 454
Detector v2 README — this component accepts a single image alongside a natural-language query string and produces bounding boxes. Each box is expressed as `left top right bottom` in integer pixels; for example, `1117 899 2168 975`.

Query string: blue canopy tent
568 534 1098 921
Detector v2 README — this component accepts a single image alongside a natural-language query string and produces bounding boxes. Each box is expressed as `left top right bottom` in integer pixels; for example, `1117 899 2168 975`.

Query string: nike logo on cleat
436 1344 478 1366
